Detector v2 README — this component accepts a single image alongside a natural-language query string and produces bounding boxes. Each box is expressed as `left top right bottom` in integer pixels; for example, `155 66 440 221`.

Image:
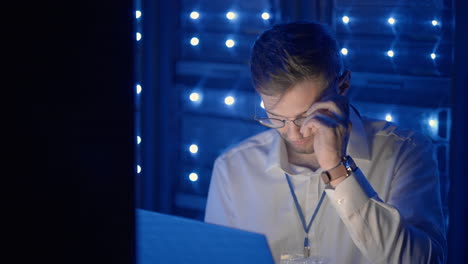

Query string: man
204 21 446 264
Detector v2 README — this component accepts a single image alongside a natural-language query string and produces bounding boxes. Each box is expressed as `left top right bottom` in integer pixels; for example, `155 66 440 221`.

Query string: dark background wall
21 0 134 263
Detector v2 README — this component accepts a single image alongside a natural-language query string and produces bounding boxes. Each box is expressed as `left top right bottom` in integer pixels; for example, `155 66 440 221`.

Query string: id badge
280 253 328 264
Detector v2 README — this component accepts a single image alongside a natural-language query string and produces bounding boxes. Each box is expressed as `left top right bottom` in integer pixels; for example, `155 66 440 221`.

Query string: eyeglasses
255 115 308 129
254 78 339 129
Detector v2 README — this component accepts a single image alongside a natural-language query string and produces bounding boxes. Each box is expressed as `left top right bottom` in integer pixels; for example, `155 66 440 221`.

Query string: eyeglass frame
253 77 340 129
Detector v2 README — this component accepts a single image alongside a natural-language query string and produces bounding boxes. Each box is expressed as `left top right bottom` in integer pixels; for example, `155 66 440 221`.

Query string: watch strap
321 156 357 184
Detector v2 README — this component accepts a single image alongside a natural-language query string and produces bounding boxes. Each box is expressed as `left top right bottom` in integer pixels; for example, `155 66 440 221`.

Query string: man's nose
286 122 303 140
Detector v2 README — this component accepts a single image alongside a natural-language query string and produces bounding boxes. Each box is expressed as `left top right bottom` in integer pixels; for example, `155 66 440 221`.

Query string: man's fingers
306 95 350 121
300 113 348 137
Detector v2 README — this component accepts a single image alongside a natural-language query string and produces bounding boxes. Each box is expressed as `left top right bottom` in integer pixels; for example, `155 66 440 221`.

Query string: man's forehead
258 78 333 118
260 78 329 102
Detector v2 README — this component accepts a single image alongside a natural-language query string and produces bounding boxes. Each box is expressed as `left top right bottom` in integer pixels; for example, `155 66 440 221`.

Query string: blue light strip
134 0 143 206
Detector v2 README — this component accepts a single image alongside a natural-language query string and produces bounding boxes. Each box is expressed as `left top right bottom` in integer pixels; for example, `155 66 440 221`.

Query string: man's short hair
250 21 344 96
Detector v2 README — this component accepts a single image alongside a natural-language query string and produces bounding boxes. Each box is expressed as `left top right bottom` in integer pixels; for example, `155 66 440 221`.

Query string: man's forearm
325 169 445 263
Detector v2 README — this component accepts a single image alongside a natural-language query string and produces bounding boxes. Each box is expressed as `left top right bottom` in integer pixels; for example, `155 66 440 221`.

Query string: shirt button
337 198 344 205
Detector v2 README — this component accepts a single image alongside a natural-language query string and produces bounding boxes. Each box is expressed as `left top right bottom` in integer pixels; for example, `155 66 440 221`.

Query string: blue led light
190 11 200 19
225 39 235 48
429 119 438 128
226 11 236 20
136 84 142 94
387 17 396 25
137 136 141 144
387 50 394 57
224 96 235 105
262 12 270 20
136 32 142 41
430 53 436 60
432 20 438 26
189 92 200 102
189 172 199 182
385 114 393 122
135 10 142 19
189 144 198 154
137 165 141 174
342 16 350 24
190 37 199 46
341 48 348 55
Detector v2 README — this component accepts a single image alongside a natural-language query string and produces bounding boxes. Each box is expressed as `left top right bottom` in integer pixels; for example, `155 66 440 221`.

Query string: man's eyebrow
265 109 309 119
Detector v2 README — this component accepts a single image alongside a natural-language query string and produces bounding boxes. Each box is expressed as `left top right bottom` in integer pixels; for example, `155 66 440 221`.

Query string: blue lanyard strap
285 173 326 252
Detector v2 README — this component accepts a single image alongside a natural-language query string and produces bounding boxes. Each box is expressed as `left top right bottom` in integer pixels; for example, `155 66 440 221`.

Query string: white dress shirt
204 107 447 264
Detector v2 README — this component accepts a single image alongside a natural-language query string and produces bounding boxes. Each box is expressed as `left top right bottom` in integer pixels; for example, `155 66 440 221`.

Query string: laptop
136 209 274 264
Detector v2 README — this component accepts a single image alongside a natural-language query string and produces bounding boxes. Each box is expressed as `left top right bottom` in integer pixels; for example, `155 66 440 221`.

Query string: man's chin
286 141 314 154
277 132 314 154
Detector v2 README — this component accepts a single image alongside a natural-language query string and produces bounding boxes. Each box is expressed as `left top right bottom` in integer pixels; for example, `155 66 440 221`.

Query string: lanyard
285 173 326 258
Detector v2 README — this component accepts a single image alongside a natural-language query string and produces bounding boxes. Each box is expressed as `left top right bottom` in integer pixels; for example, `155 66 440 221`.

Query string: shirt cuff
324 167 378 217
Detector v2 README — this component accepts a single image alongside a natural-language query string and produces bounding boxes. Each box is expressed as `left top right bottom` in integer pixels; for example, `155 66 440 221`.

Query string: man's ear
337 70 351 96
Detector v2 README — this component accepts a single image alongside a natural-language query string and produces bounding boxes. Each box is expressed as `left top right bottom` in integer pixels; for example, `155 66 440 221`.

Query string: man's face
260 77 335 155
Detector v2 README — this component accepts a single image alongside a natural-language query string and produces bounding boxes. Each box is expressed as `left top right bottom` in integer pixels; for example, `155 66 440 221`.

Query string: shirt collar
347 105 371 161
265 105 370 175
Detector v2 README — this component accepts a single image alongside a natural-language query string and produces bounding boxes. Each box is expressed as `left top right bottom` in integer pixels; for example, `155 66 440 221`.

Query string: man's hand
299 95 352 171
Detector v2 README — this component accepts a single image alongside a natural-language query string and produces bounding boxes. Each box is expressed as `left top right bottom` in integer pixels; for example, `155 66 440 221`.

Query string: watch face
345 156 357 171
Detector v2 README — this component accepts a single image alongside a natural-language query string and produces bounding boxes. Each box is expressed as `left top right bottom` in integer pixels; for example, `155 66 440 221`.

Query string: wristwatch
321 155 357 184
